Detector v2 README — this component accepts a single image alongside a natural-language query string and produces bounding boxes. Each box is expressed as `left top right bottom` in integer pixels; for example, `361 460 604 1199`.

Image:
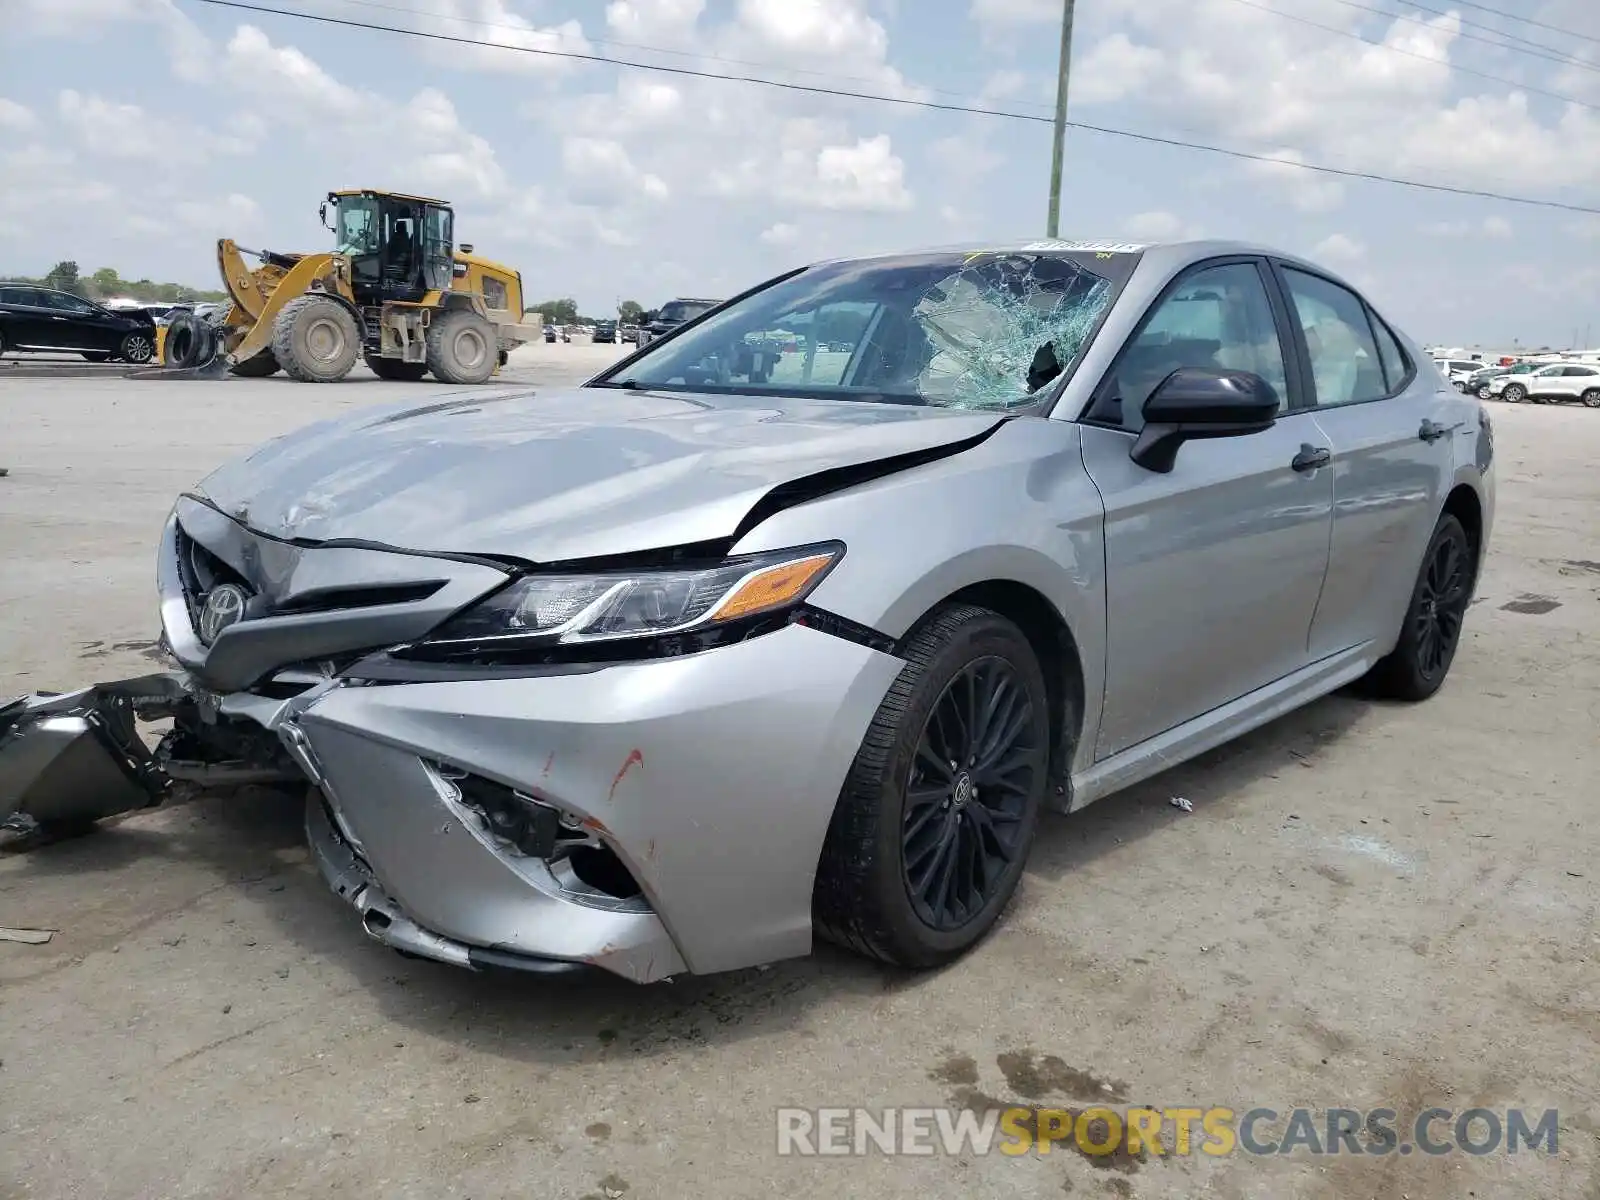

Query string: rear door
1558 365 1600 402
1272 264 1456 659
1078 257 1336 758
1 287 58 347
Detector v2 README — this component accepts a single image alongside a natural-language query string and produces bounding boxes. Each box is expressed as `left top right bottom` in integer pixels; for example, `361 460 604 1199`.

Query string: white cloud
17 0 211 81
1312 233 1367 264
759 222 800 245
404 0 591 75
174 193 263 234
1244 152 1345 213
710 131 912 212
1425 215 1516 238
0 99 38 131
1073 34 1164 105
562 137 671 204
725 0 925 100
1122 211 1195 241
969 0 1061 25
220 27 506 200
606 0 705 42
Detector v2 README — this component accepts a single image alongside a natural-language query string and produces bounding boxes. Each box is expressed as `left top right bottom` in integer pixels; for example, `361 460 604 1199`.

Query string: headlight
420 543 843 648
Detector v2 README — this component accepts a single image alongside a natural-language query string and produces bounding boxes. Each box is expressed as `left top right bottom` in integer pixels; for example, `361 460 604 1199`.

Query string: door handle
1418 418 1462 443
1291 444 1331 472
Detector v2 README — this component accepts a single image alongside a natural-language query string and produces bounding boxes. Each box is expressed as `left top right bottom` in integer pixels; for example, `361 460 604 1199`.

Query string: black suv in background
593 319 617 344
0 285 158 363
636 297 720 348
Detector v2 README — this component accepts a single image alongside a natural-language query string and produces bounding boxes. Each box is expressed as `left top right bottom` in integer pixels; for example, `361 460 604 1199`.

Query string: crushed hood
194 387 1004 562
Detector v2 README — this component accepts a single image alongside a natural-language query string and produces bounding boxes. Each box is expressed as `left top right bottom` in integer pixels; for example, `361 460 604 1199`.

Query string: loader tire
230 349 281 377
364 353 428 382
425 309 497 384
272 294 360 383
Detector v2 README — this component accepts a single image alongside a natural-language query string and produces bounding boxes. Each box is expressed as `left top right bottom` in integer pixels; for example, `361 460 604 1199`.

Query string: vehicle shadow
2 687 1373 1065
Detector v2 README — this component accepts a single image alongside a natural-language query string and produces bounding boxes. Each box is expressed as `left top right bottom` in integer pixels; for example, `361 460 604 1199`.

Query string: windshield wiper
589 378 641 389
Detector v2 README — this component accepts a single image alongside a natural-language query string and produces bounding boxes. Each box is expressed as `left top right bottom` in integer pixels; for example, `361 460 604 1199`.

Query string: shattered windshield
600 249 1138 409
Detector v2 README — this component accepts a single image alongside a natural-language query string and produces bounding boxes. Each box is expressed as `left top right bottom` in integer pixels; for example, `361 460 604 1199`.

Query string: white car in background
1435 358 1485 391
1487 362 1600 406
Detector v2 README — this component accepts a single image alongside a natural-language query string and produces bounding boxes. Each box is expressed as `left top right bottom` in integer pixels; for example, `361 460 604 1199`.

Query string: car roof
806 237 1346 279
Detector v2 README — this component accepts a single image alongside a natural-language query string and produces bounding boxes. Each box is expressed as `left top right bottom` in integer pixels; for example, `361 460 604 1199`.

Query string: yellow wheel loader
161 188 541 384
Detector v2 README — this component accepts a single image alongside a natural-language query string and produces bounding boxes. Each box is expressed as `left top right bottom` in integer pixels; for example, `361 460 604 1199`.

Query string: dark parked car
636 297 720 348
593 320 617 344
0 285 157 363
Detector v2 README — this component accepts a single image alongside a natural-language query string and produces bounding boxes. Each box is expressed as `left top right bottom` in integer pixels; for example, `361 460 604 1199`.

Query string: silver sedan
0 239 1495 983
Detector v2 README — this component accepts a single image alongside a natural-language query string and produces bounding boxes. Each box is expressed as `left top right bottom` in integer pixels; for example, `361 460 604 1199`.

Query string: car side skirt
1069 641 1378 811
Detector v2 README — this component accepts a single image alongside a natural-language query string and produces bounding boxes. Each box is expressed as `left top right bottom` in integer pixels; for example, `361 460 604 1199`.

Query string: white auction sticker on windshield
1018 239 1148 253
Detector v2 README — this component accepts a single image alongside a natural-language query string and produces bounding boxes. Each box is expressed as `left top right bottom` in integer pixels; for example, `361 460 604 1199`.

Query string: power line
1443 0 1600 46
303 0 1058 114
1327 0 1600 73
1221 0 1600 111
186 0 1600 215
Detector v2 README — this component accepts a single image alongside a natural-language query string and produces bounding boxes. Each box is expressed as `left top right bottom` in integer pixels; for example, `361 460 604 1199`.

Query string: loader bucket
0 674 189 831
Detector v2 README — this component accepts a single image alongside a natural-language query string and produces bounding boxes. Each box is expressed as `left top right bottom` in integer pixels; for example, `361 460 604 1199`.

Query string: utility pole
1045 0 1077 238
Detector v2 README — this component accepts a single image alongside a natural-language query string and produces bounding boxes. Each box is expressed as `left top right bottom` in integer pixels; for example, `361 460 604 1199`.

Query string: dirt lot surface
2 350 1597 1199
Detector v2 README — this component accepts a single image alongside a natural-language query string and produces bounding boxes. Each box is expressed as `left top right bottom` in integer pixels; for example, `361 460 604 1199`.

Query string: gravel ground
1 349 1596 1199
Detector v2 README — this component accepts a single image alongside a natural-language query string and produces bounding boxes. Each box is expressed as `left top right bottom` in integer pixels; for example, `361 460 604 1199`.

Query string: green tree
530 297 579 324
618 299 644 322
89 267 122 298
45 260 82 295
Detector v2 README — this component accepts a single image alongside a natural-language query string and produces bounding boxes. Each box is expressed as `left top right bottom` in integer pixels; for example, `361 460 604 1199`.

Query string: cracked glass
598 249 1138 410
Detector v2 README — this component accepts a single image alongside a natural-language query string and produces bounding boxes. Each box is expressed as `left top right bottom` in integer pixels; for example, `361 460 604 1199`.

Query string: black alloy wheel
903 657 1039 931
1365 512 1475 701
813 604 1054 968
1412 521 1471 682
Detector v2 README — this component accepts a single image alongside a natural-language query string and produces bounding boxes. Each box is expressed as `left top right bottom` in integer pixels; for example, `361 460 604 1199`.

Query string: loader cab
323 190 455 305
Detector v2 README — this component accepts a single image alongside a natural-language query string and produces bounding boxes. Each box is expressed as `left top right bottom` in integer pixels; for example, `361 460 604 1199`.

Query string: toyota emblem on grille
198 583 249 645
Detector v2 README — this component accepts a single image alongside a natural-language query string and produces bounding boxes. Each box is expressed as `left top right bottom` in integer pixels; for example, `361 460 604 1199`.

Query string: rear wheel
1582 388 1600 408
230 349 281 377
271 294 360 383
425 309 497 384
1365 513 1475 701
1502 383 1526 403
814 604 1050 968
364 353 428 381
119 331 155 364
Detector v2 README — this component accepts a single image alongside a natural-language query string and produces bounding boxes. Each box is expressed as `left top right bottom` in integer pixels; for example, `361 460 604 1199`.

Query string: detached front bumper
292 624 903 981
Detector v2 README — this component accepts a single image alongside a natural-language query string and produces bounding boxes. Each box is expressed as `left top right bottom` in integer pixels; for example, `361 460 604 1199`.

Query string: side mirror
319 200 331 231
1130 368 1278 473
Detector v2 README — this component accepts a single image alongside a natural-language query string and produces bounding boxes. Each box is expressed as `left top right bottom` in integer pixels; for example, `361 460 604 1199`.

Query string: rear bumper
292 624 903 981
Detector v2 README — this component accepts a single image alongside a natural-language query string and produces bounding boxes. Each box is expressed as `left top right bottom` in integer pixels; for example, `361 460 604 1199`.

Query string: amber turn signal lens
709 553 837 621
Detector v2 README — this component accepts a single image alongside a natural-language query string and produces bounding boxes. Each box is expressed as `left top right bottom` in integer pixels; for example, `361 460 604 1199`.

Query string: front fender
730 416 1107 753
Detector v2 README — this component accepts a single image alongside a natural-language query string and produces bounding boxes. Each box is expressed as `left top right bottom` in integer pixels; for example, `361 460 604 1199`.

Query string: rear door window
1280 269 1388 406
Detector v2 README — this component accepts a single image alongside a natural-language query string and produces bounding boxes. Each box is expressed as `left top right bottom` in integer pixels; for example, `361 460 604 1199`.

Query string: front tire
364 353 428 381
425 309 497 384
814 605 1050 968
1502 384 1525 403
119 331 155 364
1582 388 1600 409
271 294 360 383
1366 513 1476 701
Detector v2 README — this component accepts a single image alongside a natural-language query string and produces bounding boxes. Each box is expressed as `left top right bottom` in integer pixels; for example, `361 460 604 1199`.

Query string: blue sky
3 0 1598 347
